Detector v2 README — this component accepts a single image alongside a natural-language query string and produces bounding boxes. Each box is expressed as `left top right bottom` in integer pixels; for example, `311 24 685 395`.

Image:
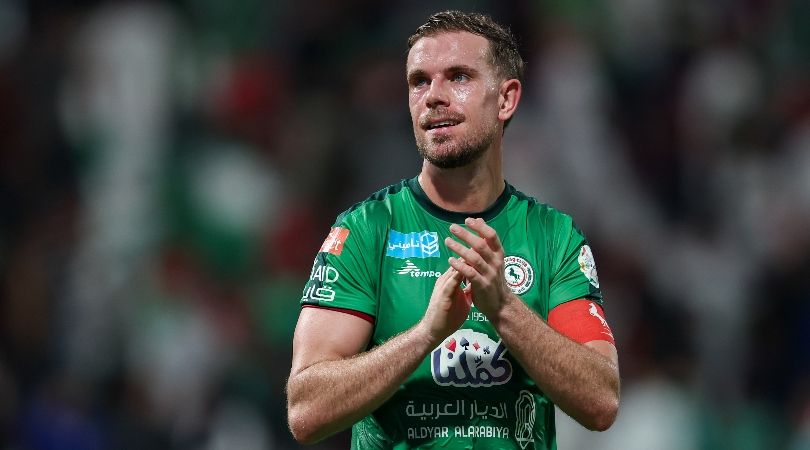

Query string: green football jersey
301 177 603 449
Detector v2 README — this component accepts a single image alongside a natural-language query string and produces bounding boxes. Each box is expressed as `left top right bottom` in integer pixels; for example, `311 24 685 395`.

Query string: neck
418 145 504 213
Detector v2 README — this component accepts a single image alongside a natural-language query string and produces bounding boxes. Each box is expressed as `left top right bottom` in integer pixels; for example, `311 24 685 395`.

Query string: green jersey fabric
300 177 603 449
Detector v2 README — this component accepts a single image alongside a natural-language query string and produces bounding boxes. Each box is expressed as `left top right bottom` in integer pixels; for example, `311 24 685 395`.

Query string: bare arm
486 295 619 430
445 218 620 431
287 267 471 444
287 308 431 444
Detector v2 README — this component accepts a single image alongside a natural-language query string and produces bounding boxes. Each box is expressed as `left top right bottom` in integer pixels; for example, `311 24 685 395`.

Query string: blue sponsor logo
386 230 440 258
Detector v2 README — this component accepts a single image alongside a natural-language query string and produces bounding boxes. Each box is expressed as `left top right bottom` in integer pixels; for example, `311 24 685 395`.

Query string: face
406 31 503 169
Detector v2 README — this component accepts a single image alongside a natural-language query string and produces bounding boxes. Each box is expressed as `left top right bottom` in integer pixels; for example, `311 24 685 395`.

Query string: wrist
482 291 517 326
413 320 443 350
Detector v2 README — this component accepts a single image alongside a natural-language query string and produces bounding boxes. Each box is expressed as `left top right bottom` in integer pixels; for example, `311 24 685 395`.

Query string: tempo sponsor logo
387 230 440 259
396 260 441 278
431 329 512 388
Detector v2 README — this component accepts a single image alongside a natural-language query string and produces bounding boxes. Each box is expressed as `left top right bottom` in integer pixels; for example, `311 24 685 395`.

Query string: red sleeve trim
302 305 375 324
548 299 615 345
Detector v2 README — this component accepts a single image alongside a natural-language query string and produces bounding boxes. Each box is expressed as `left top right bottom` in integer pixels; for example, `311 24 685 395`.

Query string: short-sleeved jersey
300 177 603 449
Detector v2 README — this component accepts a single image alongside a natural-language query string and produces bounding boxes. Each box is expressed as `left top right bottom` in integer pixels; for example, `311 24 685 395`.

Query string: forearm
287 322 438 444
488 295 619 431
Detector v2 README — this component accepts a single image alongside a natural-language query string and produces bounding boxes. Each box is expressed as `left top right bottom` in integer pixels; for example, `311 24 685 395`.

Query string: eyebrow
406 69 428 85
445 65 479 76
406 65 480 84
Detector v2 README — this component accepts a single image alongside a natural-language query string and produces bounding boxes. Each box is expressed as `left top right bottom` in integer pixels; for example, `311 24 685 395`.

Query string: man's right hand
419 266 471 345
288 267 470 444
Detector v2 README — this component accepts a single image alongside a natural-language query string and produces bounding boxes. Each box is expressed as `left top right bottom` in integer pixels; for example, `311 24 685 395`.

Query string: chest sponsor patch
387 230 440 259
504 256 534 295
431 329 512 387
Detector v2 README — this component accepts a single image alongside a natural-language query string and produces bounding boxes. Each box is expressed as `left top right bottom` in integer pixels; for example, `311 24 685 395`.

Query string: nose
425 78 449 108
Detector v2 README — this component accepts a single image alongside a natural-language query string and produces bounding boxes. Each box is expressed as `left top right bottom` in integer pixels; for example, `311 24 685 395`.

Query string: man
287 10 619 449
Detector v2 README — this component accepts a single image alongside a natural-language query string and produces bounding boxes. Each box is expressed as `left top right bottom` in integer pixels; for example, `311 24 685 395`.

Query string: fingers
449 222 495 263
448 256 479 281
444 237 488 276
463 217 503 254
445 218 503 279
449 219 502 260
437 265 463 295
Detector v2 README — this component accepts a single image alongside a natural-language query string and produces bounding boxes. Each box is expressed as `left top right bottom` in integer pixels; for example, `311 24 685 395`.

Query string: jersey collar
407 176 513 223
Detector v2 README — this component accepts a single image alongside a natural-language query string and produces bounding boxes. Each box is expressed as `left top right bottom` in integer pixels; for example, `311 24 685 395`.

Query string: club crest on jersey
386 230 440 259
504 256 534 295
578 245 600 288
431 329 512 387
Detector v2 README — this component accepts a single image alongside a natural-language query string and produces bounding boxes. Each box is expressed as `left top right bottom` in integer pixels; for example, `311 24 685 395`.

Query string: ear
497 79 522 123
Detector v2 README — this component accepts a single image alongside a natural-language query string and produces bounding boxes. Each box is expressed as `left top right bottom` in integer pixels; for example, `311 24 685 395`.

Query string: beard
415 119 498 169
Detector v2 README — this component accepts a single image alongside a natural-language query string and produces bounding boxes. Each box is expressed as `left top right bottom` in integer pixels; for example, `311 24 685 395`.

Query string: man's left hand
444 217 510 318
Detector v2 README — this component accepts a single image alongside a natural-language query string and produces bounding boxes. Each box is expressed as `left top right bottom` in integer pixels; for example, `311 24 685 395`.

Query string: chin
425 146 486 170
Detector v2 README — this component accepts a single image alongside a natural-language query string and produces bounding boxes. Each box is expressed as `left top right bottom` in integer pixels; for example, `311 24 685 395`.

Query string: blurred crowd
0 0 808 449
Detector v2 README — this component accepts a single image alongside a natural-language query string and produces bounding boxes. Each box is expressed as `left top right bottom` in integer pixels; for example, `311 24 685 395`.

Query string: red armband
548 299 615 345
302 305 375 324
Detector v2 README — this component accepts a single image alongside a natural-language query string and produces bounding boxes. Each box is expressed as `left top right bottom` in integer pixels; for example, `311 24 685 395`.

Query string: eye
410 76 428 88
451 73 469 82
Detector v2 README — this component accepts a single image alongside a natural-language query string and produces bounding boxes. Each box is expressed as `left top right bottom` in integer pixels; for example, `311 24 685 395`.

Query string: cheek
408 97 420 120
408 89 419 104
482 88 503 119
453 85 472 104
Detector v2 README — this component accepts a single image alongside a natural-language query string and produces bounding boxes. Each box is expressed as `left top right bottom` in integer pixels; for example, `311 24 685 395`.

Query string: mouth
423 118 463 131
426 120 459 130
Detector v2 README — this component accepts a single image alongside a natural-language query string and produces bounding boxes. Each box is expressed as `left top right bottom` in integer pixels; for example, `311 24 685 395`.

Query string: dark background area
0 0 808 448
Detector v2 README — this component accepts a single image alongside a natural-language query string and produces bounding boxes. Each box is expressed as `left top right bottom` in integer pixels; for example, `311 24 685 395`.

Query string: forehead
406 31 491 73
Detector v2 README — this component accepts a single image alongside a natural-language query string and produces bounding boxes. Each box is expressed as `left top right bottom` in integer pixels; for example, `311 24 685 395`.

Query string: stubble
415 119 498 169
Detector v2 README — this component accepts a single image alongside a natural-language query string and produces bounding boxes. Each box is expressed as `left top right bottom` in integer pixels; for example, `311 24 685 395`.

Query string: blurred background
0 0 808 449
